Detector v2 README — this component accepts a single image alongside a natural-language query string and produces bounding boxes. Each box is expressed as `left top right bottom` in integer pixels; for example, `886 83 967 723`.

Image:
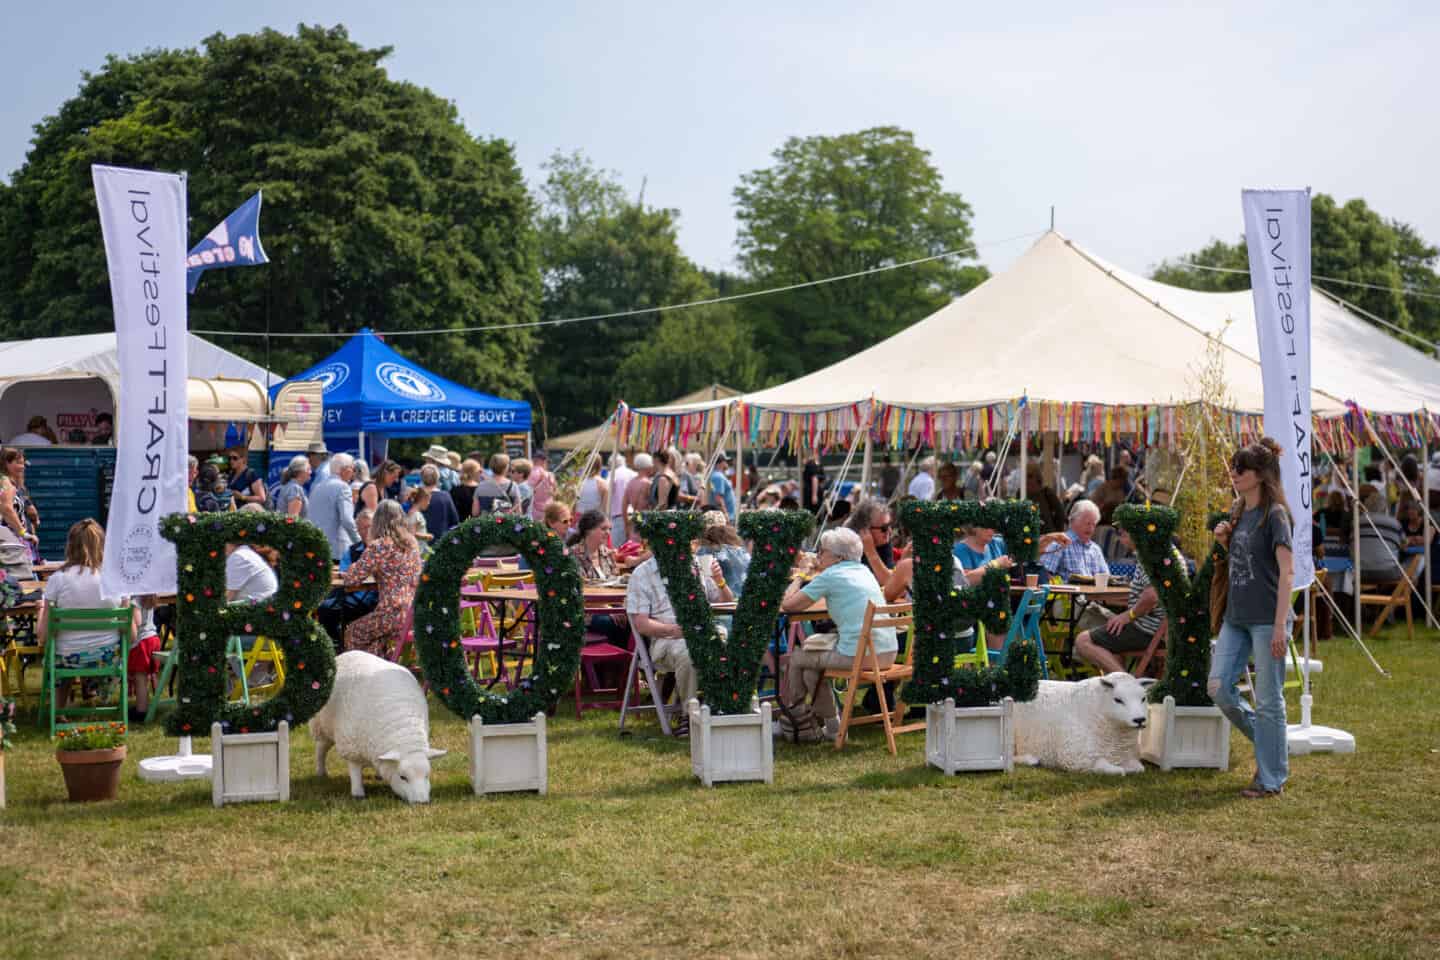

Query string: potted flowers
55 722 127 802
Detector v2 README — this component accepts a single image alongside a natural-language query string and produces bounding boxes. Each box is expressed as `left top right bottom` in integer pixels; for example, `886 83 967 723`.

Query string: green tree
732 126 987 380
1151 194 1440 344
0 25 539 396
532 151 758 437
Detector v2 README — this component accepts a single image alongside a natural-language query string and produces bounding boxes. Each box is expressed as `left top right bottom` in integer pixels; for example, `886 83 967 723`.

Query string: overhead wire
191 229 1045 340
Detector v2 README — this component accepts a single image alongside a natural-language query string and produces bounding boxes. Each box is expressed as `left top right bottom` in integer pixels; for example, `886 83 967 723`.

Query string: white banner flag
1242 188 1314 590
93 165 189 596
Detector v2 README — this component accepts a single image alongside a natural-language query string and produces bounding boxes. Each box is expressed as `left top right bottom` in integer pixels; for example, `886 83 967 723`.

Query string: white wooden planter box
1140 696 1231 771
468 713 547 796
211 721 290 807
926 697 1015 774
688 699 773 787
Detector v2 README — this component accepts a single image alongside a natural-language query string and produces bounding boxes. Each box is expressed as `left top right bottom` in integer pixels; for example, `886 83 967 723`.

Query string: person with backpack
471 453 522 516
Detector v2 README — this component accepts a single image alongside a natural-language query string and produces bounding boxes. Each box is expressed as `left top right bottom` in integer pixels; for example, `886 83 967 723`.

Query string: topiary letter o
413 514 585 724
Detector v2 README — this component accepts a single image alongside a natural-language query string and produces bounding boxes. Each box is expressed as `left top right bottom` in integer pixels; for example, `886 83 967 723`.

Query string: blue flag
186 191 269 293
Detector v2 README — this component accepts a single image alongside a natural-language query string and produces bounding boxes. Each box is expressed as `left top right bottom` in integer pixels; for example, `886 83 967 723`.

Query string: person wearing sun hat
420 444 456 491
306 440 332 486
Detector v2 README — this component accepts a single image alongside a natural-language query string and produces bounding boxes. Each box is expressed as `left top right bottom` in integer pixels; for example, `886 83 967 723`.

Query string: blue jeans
1209 621 1288 791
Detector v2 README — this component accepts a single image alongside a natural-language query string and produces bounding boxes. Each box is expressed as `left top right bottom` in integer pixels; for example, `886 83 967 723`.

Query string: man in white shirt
307 453 360 561
624 549 734 713
623 453 656 543
225 542 279 602
608 452 637 548
907 456 937 501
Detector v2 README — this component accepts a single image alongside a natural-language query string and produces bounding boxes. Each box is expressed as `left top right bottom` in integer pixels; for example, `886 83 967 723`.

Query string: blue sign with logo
272 329 530 438
186 191 269 294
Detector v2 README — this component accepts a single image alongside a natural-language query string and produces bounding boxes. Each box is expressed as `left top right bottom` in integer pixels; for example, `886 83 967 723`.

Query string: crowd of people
7 425 1432 801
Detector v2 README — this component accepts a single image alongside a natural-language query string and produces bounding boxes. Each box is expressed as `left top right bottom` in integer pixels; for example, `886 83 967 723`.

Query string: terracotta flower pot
56 745 127 802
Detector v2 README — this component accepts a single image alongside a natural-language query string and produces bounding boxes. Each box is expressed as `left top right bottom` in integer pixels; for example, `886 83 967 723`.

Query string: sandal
1239 785 1283 799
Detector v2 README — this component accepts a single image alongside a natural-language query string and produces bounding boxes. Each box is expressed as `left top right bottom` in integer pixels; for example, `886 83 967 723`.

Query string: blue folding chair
997 586 1050 680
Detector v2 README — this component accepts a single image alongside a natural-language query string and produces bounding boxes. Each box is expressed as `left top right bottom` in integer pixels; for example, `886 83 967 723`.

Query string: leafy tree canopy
532 151 760 438
732 126 988 380
0 24 540 397
1152 194 1440 344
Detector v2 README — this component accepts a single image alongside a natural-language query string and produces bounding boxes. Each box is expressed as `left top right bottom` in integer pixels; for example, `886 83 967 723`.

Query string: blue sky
4 1 1437 279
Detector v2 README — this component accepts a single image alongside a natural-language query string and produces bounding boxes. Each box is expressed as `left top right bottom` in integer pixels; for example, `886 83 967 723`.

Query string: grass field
3 628 1438 959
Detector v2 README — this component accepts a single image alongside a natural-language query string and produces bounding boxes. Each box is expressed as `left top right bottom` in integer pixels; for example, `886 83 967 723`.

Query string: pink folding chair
460 599 507 685
574 604 633 718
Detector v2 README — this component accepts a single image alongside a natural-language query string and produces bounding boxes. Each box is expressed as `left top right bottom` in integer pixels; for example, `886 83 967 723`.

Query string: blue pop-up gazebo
269 328 530 473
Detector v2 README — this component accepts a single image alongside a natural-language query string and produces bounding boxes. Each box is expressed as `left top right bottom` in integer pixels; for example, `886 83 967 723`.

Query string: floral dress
576 543 618 582
342 537 421 656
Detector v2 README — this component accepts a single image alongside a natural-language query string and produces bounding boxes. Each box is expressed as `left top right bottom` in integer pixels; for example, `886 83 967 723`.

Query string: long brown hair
63 518 105 572
1231 437 1291 523
370 499 418 554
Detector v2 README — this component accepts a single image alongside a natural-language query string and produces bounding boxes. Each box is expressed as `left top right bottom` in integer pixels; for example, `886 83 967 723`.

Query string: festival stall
545 383 740 452
269 328 531 476
0 332 320 556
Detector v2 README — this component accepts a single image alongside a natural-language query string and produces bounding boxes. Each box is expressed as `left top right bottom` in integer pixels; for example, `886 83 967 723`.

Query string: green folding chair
40 605 133 739
145 634 250 724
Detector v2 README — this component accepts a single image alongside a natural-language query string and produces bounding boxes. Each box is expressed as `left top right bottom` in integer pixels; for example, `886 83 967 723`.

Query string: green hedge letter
161 511 336 735
637 509 813 714
901 500 1043 708
413 514 585 723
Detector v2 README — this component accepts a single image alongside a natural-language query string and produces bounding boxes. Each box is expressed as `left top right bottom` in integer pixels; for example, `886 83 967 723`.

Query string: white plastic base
1287 695 1356 755
469 712 547 795
1140 696 1231 771
925 698 1015 774
689 699 773 787
211 722 290 806
138 736 214 783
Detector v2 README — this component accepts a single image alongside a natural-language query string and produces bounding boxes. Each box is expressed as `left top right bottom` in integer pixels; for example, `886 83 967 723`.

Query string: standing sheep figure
1013 673 1155 775
311 650 447 802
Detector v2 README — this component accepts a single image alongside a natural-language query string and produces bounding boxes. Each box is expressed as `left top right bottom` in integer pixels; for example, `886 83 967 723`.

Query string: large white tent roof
640 231 1331 419
640 231 1440 423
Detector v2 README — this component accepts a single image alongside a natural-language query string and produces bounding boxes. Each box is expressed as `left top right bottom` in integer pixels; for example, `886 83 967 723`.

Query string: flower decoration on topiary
413 514 584 724
901 500 1043 709
637 509 813 716
1113 503 1224 707
162 510 337 736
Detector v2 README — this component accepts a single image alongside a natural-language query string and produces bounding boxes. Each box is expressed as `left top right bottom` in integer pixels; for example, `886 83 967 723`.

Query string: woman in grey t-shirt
1211 438 1294 799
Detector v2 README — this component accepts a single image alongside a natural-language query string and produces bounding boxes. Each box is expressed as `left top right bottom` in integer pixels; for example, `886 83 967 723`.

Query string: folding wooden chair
618 624 683 736
39 605 133 738
1125 619 1168 678
825 601 918 755
1359 553 1422 639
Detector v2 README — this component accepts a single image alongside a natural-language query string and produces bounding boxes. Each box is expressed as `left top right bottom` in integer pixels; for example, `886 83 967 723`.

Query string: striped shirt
1128 565 1163 634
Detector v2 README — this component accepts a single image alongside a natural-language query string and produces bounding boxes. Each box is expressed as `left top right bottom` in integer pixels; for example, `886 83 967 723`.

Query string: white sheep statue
1013 673 1154 775
310 650 447 803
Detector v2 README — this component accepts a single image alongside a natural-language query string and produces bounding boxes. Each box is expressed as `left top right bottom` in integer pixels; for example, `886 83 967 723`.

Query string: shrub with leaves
55 722 126 751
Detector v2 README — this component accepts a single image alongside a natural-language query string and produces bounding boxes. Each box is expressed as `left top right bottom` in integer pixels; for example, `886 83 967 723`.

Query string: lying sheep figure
1013 673 1154 775
311 650 446 803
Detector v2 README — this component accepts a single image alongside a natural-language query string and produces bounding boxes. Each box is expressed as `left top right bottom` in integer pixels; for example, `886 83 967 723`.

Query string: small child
128 596 162 721
406 487 431 538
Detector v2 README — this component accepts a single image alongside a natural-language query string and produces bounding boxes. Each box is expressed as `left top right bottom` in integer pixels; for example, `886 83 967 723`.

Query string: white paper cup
1024 574 1039 589
1094 573 1110 590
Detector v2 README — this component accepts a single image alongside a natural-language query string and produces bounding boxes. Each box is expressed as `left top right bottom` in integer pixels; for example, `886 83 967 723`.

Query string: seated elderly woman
780 527 894 742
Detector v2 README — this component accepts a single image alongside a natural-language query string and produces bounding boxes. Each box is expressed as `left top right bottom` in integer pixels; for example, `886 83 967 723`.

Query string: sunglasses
871 523 892 532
